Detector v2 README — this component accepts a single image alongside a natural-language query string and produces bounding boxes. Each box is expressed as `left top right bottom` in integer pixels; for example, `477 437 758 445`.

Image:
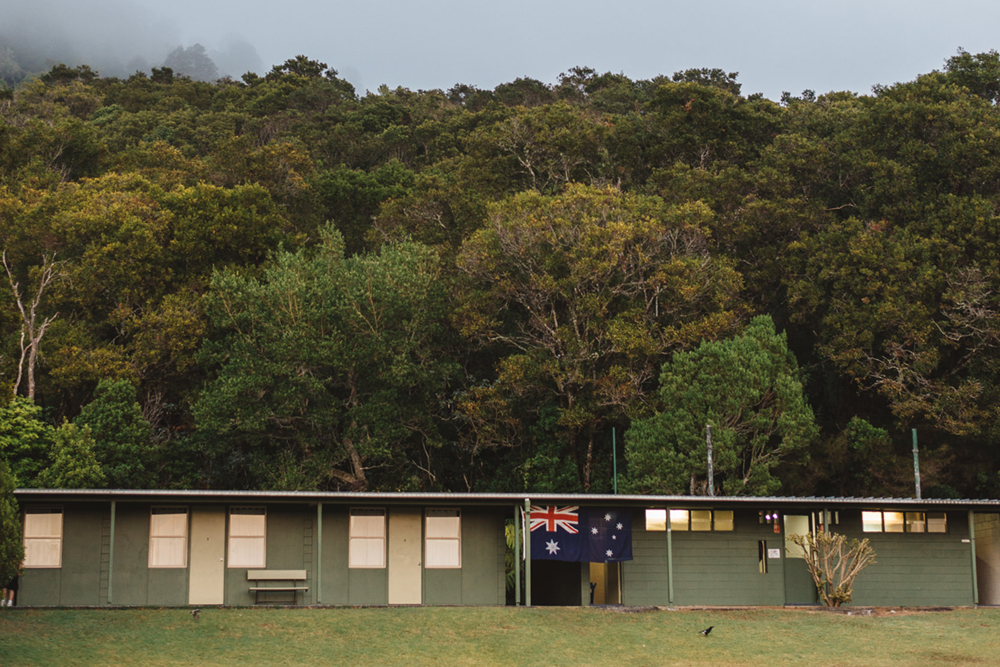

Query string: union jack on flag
529 505 579 534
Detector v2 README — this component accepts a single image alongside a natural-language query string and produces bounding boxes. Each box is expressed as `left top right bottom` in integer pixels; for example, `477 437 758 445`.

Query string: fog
0 0 261 81
2 0 1000 98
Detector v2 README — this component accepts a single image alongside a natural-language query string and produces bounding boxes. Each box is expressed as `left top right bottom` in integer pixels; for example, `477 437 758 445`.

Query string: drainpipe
108 501 116 605
514 504 521 606
970 510 979 606
666 509 674 607
316 503 323 605
524 498 531 608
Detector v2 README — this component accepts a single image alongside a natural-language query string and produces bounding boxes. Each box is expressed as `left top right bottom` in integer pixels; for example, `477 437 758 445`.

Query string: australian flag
529 506 632 563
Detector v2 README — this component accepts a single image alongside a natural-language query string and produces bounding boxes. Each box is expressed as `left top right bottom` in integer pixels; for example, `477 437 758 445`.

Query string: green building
12 490 1000 608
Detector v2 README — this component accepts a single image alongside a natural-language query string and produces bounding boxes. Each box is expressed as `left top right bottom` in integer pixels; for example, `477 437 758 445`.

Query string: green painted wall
838 510 974 607
624 508 785 606
622 510 671 605
18 503 106 607
225 504 313 606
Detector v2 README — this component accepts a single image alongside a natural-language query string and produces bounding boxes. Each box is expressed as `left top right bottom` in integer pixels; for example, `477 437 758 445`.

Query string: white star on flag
545 539 561 555
591 527 598 534
612 534 617 540
605 513 612 521
617 523 623 530
606 549 613 558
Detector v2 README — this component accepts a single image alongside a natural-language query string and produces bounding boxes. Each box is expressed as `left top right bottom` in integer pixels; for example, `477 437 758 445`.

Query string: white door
388 509 422 604
188 507 225 605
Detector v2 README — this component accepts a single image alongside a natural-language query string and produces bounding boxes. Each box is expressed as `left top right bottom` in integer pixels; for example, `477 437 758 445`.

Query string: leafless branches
3 251 62 400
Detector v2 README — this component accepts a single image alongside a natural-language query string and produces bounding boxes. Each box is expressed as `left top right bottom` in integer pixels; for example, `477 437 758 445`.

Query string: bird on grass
699 626 714 636
191 609 201 621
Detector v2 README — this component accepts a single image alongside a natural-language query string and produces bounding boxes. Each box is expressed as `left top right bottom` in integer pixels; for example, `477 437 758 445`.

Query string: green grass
2 606 1000 666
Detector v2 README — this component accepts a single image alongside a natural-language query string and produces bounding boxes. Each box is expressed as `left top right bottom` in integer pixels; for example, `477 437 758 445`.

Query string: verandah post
524 498 531 608
514 504 521 606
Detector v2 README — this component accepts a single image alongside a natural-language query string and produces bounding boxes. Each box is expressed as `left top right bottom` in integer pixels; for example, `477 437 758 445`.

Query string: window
645 509 667 531
149 507 188 568
228 507 266 568
863 510 947 534
669 509 734 532
349 508 385 568
425 509 461 568
23 508 62 568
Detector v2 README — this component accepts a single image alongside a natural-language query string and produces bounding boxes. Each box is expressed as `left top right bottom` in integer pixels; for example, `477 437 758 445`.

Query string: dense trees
2 53 1000 496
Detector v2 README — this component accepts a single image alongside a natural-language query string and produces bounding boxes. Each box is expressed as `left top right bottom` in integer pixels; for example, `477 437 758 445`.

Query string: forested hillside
3 52 1000 497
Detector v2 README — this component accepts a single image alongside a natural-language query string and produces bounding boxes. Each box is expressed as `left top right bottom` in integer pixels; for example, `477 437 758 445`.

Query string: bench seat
247 570 308 605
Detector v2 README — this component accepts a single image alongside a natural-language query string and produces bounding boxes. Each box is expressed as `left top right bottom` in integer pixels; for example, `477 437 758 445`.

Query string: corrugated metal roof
12 488 1000 508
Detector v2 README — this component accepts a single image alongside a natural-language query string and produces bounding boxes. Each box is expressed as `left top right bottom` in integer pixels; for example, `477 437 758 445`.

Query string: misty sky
4 0 1000 99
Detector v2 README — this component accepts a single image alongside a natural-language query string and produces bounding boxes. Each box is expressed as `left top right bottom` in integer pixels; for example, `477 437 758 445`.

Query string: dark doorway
531 561 582 605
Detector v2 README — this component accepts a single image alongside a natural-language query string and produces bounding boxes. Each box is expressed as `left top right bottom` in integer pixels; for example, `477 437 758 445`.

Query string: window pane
229 536 265 568
928 512 947 533
714 511 734 531
351 514 385 538
862 511 883 532
905 512 926 533
426 516 460 539
883 512 904 532
645 509 666 531
690 510 712 531
151 511 187 538
230 513 266 537
150 536 187 567
24 512 62 538
24 538 62 568
426 539 461 568
349 537 385 568
669 510 689 531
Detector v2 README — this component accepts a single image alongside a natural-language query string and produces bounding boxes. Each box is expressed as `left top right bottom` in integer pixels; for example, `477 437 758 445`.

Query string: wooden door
188 507 225 605
388 509 422 604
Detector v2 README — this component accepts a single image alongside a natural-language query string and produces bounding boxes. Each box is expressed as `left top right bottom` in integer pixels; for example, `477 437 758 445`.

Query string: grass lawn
2 606 999 666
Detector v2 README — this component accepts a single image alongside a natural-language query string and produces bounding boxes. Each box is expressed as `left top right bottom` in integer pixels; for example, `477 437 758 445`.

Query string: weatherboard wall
840 510 974 607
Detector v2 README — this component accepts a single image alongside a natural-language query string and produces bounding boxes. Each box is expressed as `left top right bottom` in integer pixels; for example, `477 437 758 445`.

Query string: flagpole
524 498 532 608
612 427 618 495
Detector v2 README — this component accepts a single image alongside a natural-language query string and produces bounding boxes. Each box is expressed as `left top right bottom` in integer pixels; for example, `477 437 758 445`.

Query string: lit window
883 512 904 533
927 512 947 533
669 509 733 532
228 507 266 568
645 509 667 531
905 512 926 533
149 507 188 568
863 510 947 534
425 509 461 568
23 508 62 568
713 510 735 531
690 510 712 531
862 511 883 532
349 508 385 568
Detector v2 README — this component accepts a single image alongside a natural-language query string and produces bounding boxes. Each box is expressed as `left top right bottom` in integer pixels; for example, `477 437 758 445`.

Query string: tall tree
626 315 817 495
75 379 154 489
456 184 743 490
196 226 458 490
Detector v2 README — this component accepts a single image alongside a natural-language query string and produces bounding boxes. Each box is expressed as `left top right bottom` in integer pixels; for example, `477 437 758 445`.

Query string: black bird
699 626 713 636
191 609 201 621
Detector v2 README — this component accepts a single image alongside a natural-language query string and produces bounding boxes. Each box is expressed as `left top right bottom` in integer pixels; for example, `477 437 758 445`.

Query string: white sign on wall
768 548 782 559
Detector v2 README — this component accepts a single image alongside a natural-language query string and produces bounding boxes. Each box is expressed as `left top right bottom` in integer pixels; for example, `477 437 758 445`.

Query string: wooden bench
247 570 308 605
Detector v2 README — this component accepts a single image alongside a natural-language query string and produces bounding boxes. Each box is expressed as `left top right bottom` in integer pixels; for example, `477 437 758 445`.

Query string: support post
706 424 714 496
514 504 521 606
970 510 979 605
913 428 921 499
108 500 116 605
316 503 323 605
524 498 532 608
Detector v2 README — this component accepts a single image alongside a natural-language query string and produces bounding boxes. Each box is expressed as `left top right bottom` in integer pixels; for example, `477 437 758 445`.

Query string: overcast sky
5 0 999 99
